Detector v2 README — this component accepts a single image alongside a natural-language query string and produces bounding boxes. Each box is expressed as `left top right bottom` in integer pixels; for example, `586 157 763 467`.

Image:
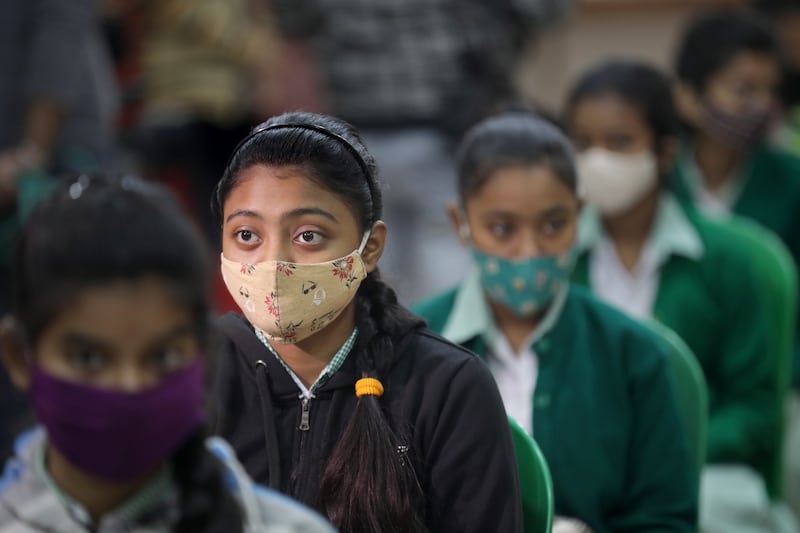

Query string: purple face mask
30 359 205 483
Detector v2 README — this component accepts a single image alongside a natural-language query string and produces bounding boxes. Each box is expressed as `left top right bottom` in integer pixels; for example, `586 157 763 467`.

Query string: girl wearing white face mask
567 60 794 533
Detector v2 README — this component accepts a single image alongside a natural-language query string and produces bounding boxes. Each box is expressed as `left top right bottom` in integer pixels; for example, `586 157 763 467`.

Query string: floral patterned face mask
471 246 577 318
221 233 370 344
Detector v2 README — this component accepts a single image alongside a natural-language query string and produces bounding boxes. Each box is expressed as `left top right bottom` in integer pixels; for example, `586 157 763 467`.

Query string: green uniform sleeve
606 336 698 532
706 256 777 465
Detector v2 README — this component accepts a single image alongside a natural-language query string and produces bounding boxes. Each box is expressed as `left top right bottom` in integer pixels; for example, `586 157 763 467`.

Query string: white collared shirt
578 194 705 320
441 273 568 434
486 329 538 435
590 237 660 320
681 148 747 218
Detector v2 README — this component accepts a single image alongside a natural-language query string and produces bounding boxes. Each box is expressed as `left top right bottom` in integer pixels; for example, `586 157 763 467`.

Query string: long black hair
455 111 577 202
12 174 243 533
213 111 428 533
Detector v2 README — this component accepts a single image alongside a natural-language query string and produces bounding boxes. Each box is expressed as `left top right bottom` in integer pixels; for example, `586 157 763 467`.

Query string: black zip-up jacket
211 312 523 533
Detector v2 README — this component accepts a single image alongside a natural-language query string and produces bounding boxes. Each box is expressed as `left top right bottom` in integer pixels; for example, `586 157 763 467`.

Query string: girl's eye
68 349 107 373
295 230 324 245
489 223 513 239
542 218 567 235
149 347 187 372
234 229 261 245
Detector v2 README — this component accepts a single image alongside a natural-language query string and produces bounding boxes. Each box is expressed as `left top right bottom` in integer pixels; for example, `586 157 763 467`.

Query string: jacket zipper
299 395 311 431
291 392 314 501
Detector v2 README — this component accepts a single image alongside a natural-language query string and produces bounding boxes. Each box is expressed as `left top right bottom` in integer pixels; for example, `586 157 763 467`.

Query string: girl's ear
447 202 470 245
673 81 704 128
362 221 387 274
0 316 31 391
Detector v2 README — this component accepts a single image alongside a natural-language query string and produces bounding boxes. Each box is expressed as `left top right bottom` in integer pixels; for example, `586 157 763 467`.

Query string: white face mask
576 148 659 217
221 232 370 344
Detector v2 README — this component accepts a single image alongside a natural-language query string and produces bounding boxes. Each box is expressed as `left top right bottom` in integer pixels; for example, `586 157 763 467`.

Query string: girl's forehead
468 165 575 207
223 165 363 227
227 166 341 206
38 279 195 346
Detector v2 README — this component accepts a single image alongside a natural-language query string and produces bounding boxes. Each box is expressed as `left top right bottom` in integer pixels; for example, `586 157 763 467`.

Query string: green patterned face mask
471 247 576 318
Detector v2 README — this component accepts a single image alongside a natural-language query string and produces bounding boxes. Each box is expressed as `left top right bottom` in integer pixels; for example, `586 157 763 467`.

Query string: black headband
227 122 377 212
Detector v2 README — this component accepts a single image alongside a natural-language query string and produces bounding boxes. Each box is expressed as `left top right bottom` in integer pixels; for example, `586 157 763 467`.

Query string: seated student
412 111 696 533
671 10 800 403
0 175 334 533
565 59 793 533
209 111 523 533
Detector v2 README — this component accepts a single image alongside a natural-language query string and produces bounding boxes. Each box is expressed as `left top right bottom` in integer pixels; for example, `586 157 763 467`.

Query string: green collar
577 193 704 263
36 437 175 528
442 269 568 349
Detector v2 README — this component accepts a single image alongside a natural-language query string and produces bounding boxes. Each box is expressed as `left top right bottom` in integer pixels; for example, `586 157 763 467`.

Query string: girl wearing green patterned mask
448 114 581 345
413 112 697 533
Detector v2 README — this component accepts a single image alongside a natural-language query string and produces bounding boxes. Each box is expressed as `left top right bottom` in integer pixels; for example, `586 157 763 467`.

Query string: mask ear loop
357 230 371 254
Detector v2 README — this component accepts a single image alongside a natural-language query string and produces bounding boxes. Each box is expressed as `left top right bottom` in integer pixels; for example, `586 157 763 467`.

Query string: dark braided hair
214 111 427 532
13 174 243 533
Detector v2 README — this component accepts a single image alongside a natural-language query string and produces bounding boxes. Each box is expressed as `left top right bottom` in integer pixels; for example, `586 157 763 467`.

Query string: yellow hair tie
355 377 384 398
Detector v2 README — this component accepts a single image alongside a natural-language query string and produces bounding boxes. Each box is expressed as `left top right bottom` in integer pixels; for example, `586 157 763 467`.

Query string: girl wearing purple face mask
0 175 335 533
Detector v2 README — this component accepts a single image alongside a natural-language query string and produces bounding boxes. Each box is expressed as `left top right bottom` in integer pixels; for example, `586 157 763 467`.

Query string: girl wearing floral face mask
567 59 796 533
0 175 334 533
413 111 697 533
210 111 523 533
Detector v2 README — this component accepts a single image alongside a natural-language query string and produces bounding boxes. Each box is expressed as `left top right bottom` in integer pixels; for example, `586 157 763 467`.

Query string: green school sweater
671 143 800 389
574 206 782 498
414 285 697 533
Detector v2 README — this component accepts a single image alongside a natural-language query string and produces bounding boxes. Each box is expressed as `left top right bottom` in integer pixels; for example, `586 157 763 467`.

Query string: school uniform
671 143 800 391
210 311 523 533
574 194 793 532
0 429 335 533
413 281 697 533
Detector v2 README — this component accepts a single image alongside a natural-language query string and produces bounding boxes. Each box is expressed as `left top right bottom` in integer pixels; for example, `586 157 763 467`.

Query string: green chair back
508 416 554 533
645 320 709 473
723 216 797 499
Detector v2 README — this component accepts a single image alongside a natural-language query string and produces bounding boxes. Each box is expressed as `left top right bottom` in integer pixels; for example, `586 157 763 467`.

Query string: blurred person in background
566 59 795 533
672 12 800 527
755 0 800 156
0 174 335 533
120 0 279 243
0 0 121 470
756 0 800 524
267 0 576 304
671 9 800 271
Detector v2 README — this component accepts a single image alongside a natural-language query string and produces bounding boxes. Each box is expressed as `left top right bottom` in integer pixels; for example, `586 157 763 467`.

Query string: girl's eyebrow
226 207 338 224
541 205 572 218
62 324 195 350
226 209 263 223
284 207 338 223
